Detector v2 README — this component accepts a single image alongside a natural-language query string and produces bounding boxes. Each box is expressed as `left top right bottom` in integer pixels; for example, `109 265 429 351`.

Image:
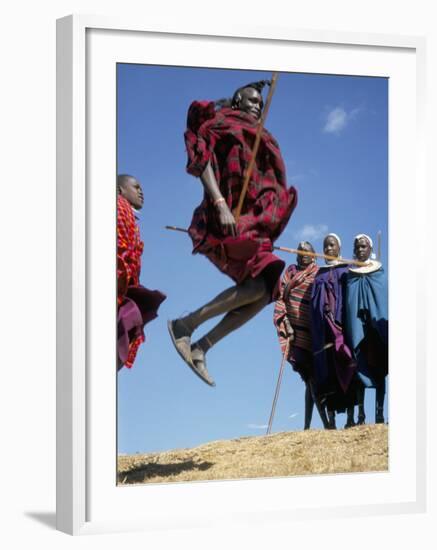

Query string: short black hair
117 174 136 191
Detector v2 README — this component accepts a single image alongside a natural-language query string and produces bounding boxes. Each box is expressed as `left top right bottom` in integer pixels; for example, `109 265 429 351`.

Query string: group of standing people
116 78 388 429
274 233 388 429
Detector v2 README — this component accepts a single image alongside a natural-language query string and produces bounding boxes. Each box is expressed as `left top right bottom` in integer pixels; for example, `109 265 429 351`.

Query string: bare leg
173 275 268 338
189 293 270 382
327 410 337 430
193 292 270 352
304 383 314 430
344 406 355 429
307 380 330 429
168 275 270 386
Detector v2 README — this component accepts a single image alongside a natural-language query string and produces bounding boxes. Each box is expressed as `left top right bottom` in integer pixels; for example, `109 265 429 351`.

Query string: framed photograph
56 15 427 535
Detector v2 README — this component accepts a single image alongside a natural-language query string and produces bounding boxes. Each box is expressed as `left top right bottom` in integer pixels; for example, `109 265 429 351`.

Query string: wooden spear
266 339 290 435
233 73 279 223
377 230 382 261
165 226 367 267
274 245 367 267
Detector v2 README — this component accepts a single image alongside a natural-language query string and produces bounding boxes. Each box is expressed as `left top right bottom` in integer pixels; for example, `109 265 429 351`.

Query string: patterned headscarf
297 240 316 264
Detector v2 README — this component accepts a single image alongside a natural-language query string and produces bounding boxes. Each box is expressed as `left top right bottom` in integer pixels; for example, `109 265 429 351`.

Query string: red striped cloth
273 262 319 357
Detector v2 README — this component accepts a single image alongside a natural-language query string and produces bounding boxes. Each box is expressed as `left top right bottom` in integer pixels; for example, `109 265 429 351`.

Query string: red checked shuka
117 195 145 368
117 195 144 303
184 101 297 300
117 195 166 369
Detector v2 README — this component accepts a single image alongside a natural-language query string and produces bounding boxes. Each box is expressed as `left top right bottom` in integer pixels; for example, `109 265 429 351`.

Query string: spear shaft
266 339 289 435
274 245 367 267
233 73 279 223
377 230 382 261
165 226 367 267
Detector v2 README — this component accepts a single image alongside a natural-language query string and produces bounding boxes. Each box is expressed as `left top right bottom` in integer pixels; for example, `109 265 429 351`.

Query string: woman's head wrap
323 233 342 265
325 233 342 248
353 233 376 260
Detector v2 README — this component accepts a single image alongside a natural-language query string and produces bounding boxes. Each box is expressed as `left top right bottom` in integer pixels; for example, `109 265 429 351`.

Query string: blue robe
345 267 388 387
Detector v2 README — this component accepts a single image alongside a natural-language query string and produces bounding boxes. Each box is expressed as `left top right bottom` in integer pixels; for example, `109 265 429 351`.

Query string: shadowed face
119 177 144 210
235 88 263 120
323 236 340 258
297 243 315 268
354 237 372 262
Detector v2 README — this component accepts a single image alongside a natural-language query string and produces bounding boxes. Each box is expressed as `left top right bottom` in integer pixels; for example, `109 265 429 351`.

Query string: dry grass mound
117 424 388 485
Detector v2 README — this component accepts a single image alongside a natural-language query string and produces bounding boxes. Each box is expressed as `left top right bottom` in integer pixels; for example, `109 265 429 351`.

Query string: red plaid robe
185 101 297 298
117 195 145 368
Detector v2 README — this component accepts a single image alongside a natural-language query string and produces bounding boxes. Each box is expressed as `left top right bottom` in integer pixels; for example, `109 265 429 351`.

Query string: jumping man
168 81 297 386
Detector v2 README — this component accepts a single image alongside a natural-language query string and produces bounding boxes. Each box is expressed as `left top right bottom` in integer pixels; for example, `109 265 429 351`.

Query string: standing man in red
168 80 297 386
117 174 166 371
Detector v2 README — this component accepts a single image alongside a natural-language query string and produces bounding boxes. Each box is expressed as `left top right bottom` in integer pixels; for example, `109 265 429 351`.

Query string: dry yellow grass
117 424 388 485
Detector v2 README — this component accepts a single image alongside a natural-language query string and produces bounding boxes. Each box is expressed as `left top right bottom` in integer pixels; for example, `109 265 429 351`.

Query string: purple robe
310 264 357 411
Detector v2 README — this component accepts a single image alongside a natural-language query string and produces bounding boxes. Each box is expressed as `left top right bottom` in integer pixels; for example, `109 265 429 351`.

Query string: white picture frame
56 14 427 536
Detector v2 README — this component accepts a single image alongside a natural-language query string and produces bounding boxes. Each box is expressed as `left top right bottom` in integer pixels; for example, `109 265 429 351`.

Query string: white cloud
288 173 306 183
247 423 268 430
292 224 328 242
323 106 361 134
288 413 299 419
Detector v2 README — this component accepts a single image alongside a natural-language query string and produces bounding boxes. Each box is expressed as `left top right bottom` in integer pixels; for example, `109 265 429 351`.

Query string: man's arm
200 161 237 237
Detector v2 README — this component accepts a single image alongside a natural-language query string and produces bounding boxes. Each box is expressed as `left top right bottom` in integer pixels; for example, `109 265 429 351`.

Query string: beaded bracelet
213 197 226 206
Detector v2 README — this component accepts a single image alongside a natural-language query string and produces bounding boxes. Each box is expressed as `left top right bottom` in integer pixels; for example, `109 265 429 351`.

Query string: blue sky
117 64 388 455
